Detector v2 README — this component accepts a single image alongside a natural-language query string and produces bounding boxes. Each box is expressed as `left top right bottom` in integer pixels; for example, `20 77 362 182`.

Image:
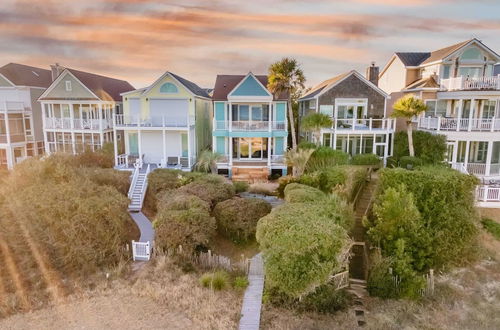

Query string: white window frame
334 98 368 120
65 81 72 91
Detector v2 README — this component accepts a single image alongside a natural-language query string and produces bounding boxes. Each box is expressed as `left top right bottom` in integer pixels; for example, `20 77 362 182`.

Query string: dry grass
248 182 279 196
479 208 500 222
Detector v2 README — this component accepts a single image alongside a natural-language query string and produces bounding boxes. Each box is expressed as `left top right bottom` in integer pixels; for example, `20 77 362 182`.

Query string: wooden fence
389 268 435 296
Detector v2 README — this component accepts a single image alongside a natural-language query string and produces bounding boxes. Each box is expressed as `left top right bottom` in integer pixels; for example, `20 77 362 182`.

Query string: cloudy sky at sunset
1 0 499 89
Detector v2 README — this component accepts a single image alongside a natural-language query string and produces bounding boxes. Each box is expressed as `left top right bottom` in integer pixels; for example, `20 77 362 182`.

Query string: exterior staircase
232 167 269 183
128 164 150 212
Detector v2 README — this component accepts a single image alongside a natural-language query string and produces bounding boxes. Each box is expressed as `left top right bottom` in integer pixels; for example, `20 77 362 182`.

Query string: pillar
162 129 166 166
456 99 463 131
138 129 142 165
485 140 493 177
267 137 271 166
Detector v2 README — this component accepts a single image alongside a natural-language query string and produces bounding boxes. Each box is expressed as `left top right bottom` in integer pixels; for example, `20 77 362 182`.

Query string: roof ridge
66 67 128 82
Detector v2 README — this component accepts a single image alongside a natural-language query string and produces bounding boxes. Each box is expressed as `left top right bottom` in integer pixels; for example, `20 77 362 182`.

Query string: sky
1 0 499 89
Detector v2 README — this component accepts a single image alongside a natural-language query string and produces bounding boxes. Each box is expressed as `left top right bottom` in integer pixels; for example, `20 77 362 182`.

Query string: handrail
139 164 151 208
128 167 140 200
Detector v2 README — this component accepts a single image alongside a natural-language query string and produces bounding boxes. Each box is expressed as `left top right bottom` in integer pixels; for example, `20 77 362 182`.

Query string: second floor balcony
417 116 500 132
214 120 287 131
114 114 189 128
44 117 113 130
331 118 396 131
0 101 26 113
441 75 500 91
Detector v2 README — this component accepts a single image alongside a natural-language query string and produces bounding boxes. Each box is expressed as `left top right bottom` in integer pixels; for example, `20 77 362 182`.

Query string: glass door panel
239 138 250 159
251 138 262 159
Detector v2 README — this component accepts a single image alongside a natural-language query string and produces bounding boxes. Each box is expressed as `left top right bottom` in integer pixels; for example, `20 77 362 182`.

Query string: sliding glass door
232 137 267 160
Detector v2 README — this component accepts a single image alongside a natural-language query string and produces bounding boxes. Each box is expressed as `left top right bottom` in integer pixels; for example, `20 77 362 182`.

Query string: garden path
129 212 155 243
239 253 265 330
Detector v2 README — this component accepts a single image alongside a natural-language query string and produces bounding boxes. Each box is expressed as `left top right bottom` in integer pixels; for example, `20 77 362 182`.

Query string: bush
157 191 211 213
199 271 229 290
482 218 500 240
398 156 423 169
233 181 249 193
256 203 351 298
75 143 115 168
213 197 272 242
233 276 249 289
284 183 325 203
179 179 235 207
305 147 349 172
367 256 399 299
298 141 317 150
81 168 131 195
393 130 447 165
350 153 381 166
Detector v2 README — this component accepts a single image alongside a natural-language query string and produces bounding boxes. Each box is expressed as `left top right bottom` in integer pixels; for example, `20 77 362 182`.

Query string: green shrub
305 147 349 172
233 276 249 289
398 156 423 169
298 141 317 150
157 191 211 213
482 218 500 240
179 179 235 207
277 175 300 198
367 256 399 299
393 131 447 165
350 153 381 166
284 183 326 203
233 181 249 193
256 203 351 298
199 271 229 290
213 197 272 242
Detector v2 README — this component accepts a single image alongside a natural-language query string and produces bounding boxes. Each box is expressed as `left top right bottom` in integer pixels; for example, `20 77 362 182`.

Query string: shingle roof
169 72 210 98
420 39 472 65
63 68 134 101
212 74 287 101
395 52 430 66
405 76 440 90
0 63 52 88
299 71 352 100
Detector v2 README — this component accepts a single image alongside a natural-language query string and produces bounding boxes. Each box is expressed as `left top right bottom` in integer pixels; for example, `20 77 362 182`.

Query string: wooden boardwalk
239 253 265 330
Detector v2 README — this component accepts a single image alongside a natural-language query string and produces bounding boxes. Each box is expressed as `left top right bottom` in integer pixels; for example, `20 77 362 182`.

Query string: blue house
212 72 288 181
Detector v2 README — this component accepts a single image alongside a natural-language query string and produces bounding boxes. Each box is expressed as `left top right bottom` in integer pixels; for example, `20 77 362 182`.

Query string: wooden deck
239 253 265 330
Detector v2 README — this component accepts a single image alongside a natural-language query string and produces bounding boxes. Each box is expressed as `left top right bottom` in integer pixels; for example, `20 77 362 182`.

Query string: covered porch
448 140 500 179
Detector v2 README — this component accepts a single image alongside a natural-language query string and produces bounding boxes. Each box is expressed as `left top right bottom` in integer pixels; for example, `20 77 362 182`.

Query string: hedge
178 177 235 207
213 197 272 242
284 183 326 203
393 130 447 165
350 153 381 166
305 147 349 172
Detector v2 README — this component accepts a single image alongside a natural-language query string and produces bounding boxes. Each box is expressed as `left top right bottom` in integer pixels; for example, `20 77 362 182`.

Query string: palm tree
284 148 314 177
391 95 427 157
195 150 224 174
268 58 306 151
301 113 333 146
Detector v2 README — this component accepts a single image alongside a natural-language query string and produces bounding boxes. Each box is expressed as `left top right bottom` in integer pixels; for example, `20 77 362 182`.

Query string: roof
405 76 440 90
299 72 351 100
421 39 472 65
65 68 134 101
395 52 430 66
0 63 52 88
212 74 287 101
169 72 210 98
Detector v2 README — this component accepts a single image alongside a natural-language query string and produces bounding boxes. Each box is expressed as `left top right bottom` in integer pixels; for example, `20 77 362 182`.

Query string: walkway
239 253 265 330
129 212 155 243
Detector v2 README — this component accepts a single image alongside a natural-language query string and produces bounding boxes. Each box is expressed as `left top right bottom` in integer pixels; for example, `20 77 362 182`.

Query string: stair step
350 278 367 285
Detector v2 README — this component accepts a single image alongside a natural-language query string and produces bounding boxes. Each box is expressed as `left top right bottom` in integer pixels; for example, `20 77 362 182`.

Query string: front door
234 137 264 160
129 133 139 156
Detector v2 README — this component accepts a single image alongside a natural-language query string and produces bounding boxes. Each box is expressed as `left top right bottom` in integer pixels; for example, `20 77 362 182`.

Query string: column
187 129 192 168
485 140 493 177
267 137 271 166
451 141 458 164
332 132 337 150
113 117 118 167
228 102 232 132
468 98 475 131
464 140 470 170
41 103 49 154
70 104 76 154
162 129 166 166
268 102 273 132
229 137 233 166
456 99 463 131
138 129 142 165
98 104 103 131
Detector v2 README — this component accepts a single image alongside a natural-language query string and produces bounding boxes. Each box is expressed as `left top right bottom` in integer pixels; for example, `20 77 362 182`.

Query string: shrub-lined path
239 253 265 330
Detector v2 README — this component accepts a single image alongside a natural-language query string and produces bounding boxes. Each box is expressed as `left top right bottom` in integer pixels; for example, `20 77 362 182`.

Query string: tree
284 148 314 177
195 149 224 174
301 113 333 146
391 95 427 157
268 58 306 150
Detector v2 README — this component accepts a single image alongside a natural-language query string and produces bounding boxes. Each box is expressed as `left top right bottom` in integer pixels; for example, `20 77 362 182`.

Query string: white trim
227 72 273 100
38 69 100 101
0 73 16 87
139 71 210 100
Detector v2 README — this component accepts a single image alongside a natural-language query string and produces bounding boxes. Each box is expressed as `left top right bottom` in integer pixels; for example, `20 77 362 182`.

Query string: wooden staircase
232 167 269 183
128 165 150 212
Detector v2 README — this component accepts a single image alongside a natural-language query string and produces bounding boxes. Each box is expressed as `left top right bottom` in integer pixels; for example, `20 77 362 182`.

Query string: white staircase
128 164 150 212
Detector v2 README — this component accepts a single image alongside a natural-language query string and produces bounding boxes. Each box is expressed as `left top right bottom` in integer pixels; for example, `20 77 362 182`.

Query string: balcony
216 154 285 165
44 117 113 130
114 114 188 128
214 120 287 131
332 118 396 131
417 117 500 132
440 75 500 91
0 101 26 112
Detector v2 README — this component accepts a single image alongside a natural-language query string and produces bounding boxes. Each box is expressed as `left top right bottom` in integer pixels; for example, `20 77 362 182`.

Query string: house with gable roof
212 72 288 181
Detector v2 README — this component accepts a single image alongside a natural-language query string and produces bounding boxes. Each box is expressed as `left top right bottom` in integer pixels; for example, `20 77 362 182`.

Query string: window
483 100 496 119
425 100 447 117
65 81 72 91
323 133 331 147
458 67 482 78
442 65 451 79
460 47 482 60
159 82 178 94
425 100 436 117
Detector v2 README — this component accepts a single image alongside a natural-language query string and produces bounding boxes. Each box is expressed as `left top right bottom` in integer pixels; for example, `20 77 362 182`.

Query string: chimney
50 63 64 81
366 62 379 86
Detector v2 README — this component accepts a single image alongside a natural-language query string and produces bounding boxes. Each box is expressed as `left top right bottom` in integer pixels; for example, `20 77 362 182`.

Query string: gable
43 72 97 100
0 74 14 87
144 74 191 99
230 75 270 97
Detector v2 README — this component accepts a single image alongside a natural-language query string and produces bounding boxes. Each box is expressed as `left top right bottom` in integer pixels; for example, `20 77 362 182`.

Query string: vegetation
195 150 225 174
283 183 325 203
297 140 317 150
305 147 349 173
391 95 428 157
482 218 500 240
232 181 249 193
267 57 306 150
365 167 480 298
398 155 423 169
284 148 314 177
350 153 381 166
213 197 272 243
178 175 235 207
393 130 447 165
199 271 230 290
233 276 249 290
301 113 333 146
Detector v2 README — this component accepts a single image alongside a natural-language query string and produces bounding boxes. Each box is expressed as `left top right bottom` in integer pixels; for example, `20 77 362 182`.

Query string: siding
44 72 96 99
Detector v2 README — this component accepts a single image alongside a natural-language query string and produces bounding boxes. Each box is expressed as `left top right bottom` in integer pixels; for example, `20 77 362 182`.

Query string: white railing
44 117 111 130
115 114 188 128
271 155 284 163
127 167 140 200
418 116 500 132
213 120 287 131
441 75 500 91
333 118 395 131
451 162 469 174
467 163 487 176
132 240 151 261
476 186 500 202
140 164 151 208
214 120 228 130
272 121 286 130
0 101 25 112
117 154 128 168
161 156 190 169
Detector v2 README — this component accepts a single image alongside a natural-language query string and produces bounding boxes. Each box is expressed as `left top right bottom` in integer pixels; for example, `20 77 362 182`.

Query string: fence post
131 240 136 261
429 269 434 295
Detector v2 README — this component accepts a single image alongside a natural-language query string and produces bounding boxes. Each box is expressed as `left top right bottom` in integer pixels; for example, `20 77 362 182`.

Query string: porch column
138 129 143 164
112 119 118 167
267 137 271 166
485 140 493 177
456 99 463 131
4 107 11 145
451 141 458 164
229 137 233 166
464 140 470 169
228 102 232 132
70 104 76 154
187 129 192 168
268 101 273 132
162 129 166 166
468 99 475 131
98 104 103 131
332 132 337 150
41 103 49 154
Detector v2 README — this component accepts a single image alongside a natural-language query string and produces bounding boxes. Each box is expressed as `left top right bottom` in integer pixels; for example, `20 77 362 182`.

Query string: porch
447 140 500 179
115 154 192 171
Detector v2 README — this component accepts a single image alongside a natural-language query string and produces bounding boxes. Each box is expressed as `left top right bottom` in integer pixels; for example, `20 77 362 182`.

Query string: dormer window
159 82 178 94
65 81 72 91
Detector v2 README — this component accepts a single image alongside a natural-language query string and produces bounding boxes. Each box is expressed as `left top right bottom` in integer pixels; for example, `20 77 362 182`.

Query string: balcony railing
417 117 500 132
441 75 500 91
476 185 500 202
115 114 188 128
216 154 285 164
333 118 395 131
45 117 112 130
0 101 25 112
213 120 287 131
